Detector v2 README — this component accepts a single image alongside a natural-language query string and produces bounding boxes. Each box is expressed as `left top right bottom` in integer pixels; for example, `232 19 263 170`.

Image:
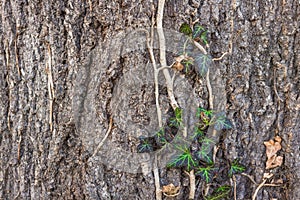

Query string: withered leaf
264 136 283 169
161 183 180 197
172 62 184 71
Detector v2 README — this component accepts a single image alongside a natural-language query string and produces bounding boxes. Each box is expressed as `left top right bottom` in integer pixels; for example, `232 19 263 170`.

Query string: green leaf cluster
193 24 208 45
204 185 231 200
169 107 183 128
137 137 153 153
179 23 208 45
179 23 192 36
196 108 233 131
229 159 246 177
167 145 197 171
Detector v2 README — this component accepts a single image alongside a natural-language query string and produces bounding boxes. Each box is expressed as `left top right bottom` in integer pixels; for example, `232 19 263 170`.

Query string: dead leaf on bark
172 62 184 71
161 183 180 197
264 136 283 169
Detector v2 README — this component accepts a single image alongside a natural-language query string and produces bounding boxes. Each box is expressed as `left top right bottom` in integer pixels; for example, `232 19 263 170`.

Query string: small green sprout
167 145 197 171
204 185 231 200
192 24 208 45
197 108 233 131
154 128 167 146
229 159 246 177
200 30 208 45
169 107 183 128
197 107 213 124
137 137 153 153
182 58 194 73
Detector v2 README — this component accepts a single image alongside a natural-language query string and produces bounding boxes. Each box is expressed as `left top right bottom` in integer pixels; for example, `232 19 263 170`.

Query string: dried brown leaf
172 62 184 71
264 136 283 169
161 183 180 197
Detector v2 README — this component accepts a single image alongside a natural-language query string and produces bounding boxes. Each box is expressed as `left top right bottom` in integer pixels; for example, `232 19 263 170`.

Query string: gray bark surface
0 0 299 199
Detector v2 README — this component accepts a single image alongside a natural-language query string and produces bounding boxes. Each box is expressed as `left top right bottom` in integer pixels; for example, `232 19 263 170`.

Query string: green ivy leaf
170 107 183 128
229 159 246 177
192 24 206 39
195 165 215 183
213 112 233 131
194 54 212 77
179 23 192 36
167 146 197 171
192 127 205 140
195 138 214 164
197 107 214 118
137 137 153 153
200 30 208 45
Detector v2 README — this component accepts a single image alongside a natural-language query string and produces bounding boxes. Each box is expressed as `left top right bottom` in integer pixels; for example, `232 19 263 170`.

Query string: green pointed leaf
192 24 206 39
154 128 167 145
179 23 192 36
195 140 214 164
200 30 208 45
192 127 205 140
137 137 153 153
195 165 215 183
195 54 212 77
167 146 197 171
213 112 233 130
170 107 183 128
229 159 246 177
204 185 231 200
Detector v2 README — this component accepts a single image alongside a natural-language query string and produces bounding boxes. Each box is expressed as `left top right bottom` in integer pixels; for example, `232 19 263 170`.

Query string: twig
189 170 196 199
13 192 20 200
252 173 273 200
233 175 237 200
157 64 173 71
17 130 22 161
153 164 161 200
91 117 113 158
144 26 162 128
193 40 207 55
263 184 282 187
212 52 228 61
241 172 257 185
88 0 93 11
206 68 214 110
4 40 11 131
252 179 267 200
157 0 178 110
45 41 55 132
148 3 163 199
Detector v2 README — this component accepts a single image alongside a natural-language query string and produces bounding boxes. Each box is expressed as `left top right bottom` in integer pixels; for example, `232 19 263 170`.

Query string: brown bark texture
0 0 299 199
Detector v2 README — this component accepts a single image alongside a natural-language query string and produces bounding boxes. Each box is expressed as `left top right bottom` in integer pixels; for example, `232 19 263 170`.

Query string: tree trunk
1 0 299 199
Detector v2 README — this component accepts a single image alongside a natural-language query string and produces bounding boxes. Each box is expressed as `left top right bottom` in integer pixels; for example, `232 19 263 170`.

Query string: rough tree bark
0 0 299 200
